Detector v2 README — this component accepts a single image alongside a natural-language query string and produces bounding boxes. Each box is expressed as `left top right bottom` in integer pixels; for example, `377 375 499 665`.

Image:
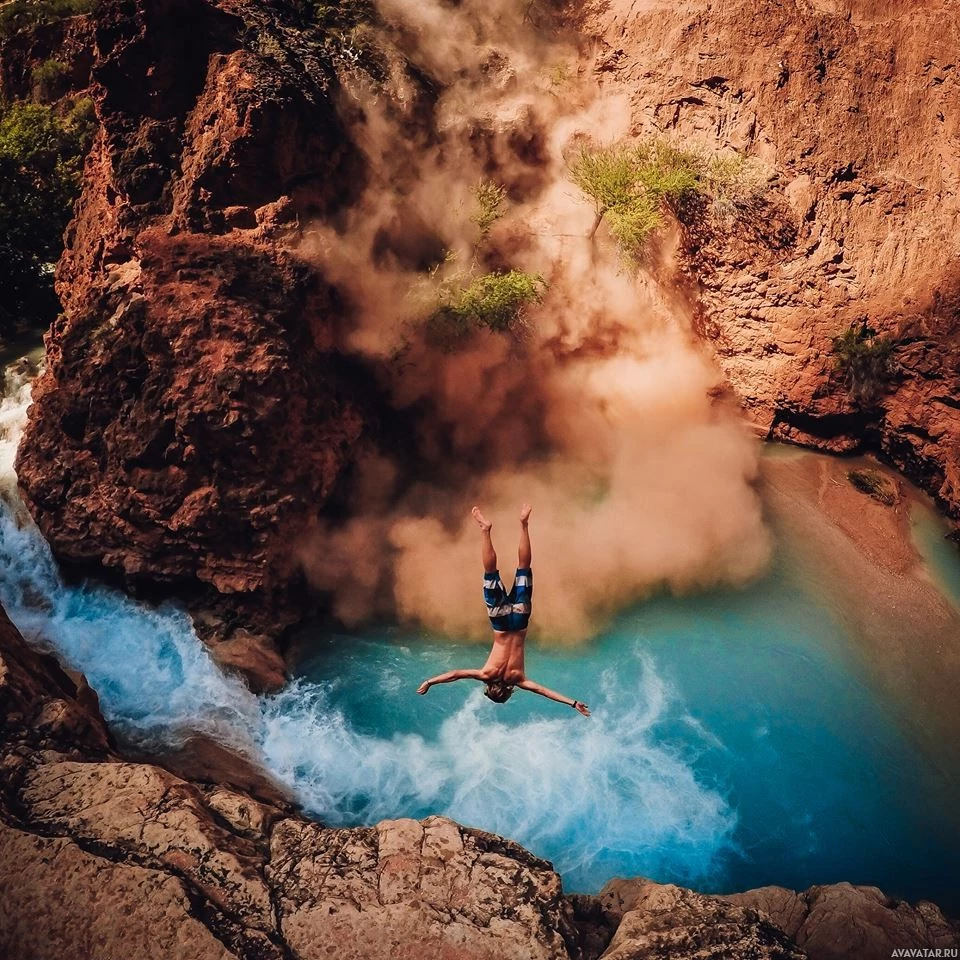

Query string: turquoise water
912 498 960 612
2 364 959 908
292 539 960 904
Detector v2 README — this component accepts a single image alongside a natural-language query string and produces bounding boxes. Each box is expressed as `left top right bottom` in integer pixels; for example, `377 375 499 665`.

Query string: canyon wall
2 602 957 960
9 0 374 673
6 0 960 657
578 0 960 518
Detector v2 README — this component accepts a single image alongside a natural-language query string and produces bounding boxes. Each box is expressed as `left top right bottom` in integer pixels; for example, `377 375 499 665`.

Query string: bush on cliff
831 321 895 405
0 99 93 332
472 180 507 241
30 57 69 99
427 269 546 347
286 0 386 83
0 0 97 38
570 143 689 251
570 137 770 255
304 0 375 31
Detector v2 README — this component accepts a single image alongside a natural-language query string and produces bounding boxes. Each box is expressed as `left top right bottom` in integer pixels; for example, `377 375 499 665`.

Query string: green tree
570 141 699 252
570 137 771 254
0 0 97 38
0 100 93 333
831 322 895 405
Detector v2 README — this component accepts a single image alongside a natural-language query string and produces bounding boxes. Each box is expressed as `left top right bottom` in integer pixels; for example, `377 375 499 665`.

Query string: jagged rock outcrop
600 878 960 960
595 879 805 960
10 0 372 677
726 884 960 960
579 0 960 520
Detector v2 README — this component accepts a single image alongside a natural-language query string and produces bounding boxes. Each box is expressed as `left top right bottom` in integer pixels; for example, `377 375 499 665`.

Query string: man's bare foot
472 506 492 532
519 503 532 526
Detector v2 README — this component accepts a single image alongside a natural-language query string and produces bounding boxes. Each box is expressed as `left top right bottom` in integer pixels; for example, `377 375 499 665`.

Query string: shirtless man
417 505 591 716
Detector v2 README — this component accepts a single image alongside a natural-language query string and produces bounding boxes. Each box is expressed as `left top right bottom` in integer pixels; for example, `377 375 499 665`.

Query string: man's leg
472 506 497 572
518 503 532 569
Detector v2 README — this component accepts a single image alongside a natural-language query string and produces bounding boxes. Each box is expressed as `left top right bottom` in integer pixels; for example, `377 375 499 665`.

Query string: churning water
2 361 958 905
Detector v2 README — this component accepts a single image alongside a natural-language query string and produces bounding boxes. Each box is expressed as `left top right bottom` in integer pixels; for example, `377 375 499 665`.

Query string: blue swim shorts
483 567 532 632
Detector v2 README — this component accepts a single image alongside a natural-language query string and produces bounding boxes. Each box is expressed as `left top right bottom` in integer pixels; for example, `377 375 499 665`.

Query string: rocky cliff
7 0 959 672
9 0 374 679
579 0 960 519
2 603 957 960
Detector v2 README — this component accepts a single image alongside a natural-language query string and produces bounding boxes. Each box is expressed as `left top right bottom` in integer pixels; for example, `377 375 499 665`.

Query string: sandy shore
760 448 960 805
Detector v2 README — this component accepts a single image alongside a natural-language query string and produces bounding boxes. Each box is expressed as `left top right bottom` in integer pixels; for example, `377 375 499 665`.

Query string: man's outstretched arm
519 679 591 716
417 669 487 694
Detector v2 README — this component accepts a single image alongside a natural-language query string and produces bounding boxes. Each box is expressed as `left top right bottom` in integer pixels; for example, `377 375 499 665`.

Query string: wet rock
203 626 288 694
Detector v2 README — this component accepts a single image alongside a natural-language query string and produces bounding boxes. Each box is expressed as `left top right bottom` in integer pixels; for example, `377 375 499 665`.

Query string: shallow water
1 360 959 907
911 499 960 613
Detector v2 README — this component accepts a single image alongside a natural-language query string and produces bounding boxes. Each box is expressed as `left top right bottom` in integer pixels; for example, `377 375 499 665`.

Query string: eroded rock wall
10 0 960 664
579 0 960 518
12 0 371 658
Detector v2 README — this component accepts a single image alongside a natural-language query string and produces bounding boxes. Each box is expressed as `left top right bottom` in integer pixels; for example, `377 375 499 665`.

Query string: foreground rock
580 0 960 521
597 879 804 960
600 879 959 960
2 603 958 959
726 885 960 960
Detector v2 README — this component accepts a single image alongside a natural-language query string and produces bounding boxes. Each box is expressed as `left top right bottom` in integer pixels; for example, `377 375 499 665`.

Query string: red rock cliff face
13 0 371 642
11 0 960 666
579 0 960 519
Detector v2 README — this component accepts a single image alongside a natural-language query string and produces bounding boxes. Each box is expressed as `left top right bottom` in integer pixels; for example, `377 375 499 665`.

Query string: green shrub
831 322 895 404
64 94 95 130
31 58 69 99
633 139 701 199
699 153 770 225
570 137 771 254
0 100 92 332
471 180 506 240
304 0 376 31
544 60 574 91
427 270 546 345
281 0 386 84
847 468 897 506
0 0 97 38
570 141 700 253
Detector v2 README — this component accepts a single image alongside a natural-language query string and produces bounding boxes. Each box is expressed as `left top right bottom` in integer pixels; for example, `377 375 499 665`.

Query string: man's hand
417 681 431 695
574 700 591 717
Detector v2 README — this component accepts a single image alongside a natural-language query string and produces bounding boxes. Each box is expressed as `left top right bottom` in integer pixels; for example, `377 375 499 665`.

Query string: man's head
483 680 514 703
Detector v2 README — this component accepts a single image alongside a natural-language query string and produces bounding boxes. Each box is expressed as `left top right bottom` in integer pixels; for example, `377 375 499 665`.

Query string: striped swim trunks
483 567 533 632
